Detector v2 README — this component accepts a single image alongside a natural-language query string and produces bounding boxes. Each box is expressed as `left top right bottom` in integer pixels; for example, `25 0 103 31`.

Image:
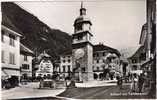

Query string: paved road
2 82 65 100
58 84 150 99
2 82 153 99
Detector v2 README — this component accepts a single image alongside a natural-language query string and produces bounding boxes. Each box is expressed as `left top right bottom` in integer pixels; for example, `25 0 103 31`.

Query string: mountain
1 2 72 60
119 46 140 58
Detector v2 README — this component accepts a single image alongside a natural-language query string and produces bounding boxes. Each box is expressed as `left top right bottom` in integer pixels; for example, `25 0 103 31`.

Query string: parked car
2 79 11 89
20 79 28 85
39 79 56 89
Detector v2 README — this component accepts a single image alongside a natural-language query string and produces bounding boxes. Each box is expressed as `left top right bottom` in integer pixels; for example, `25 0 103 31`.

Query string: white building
20 44 34 79
1 24 21 84
60 51 73 79
93 44 121 80
60 43 122 80
35 51 53 78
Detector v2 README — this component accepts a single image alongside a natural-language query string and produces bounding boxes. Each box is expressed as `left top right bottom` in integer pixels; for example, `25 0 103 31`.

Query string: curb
8 96 79 100
54 96 79 100
2 87 20 93
75 83 117 88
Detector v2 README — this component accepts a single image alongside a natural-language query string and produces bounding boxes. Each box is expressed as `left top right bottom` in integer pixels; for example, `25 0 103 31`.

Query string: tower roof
74 2 92 26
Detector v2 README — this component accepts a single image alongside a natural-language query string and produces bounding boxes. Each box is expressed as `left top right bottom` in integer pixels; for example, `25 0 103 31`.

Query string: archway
99 73 103 80
93 73 98 80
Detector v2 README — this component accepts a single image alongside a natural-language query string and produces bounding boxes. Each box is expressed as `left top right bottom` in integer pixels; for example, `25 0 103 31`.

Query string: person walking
117 76 123 89
131 73 138 92
138 73 145 93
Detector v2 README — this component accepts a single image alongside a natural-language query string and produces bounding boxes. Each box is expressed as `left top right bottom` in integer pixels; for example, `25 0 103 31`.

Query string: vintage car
39 79 56 89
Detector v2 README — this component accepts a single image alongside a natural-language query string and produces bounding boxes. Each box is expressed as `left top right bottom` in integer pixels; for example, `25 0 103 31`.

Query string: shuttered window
1 50 5 63
63 66 66 72
22 64 29 69
9 34 15 46
24 55 28 61
9 53 15 64
68 65 71 72
1 30 5 42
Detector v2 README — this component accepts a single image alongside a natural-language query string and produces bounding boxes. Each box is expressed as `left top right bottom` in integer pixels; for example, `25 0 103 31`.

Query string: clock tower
72 2 93 82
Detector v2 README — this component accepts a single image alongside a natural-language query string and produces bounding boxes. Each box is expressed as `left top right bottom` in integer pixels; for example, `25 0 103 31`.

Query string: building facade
1 25 21 85
35 51 53 78
127 46 145 75
72 2 94 82
20 43 34 79
93 44 121 80
139 0 156 97
60 52 73 79
60 43 121 81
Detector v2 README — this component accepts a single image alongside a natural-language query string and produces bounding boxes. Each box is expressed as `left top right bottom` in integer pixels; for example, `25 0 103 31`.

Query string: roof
20 43 34 54
73 30 93 37
2 13 23 36
33 52 52 65
39 51 51 58
74 15 92 26
139 23 148 44
93 44 121 57
60 43 121 57
60 50 72 56
128 45 144 59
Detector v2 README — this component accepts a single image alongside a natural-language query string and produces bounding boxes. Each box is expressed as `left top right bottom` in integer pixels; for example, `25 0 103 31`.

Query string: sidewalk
2 82 66 100
75 80 118 87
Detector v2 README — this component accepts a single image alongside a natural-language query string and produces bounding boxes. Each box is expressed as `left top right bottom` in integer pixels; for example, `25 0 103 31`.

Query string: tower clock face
75 49 85 60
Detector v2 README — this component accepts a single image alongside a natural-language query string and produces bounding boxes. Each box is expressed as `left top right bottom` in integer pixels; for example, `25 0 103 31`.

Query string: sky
15 0 146 50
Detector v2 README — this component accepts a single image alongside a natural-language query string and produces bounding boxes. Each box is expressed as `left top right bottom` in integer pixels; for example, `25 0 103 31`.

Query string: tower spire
80 1 86 15
81 1 83 9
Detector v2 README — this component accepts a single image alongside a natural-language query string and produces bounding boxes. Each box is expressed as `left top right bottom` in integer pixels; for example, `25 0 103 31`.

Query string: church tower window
78 35 83 40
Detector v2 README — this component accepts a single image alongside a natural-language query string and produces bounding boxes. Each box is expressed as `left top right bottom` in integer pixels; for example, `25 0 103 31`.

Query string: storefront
2 68 20 88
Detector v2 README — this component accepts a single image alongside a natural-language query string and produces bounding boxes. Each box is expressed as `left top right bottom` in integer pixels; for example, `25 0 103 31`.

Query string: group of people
130 73 145 93
117 72 146 93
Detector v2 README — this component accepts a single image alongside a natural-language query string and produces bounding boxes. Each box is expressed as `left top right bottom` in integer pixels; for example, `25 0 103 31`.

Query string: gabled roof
93 44 121 57
20 43 34 54
39 51 51 58
128 45 144 59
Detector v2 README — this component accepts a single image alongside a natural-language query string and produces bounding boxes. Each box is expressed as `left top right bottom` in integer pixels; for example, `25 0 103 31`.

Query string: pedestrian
130 73 138 92
138 73 145 93
117 76 123 89
128 72 131 82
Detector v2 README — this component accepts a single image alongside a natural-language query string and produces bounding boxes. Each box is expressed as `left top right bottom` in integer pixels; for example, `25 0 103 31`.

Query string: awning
1 70 9 80
2 69 20 78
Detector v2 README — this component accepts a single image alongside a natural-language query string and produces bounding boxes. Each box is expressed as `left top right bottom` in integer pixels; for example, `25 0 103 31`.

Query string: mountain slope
1 2 72 59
